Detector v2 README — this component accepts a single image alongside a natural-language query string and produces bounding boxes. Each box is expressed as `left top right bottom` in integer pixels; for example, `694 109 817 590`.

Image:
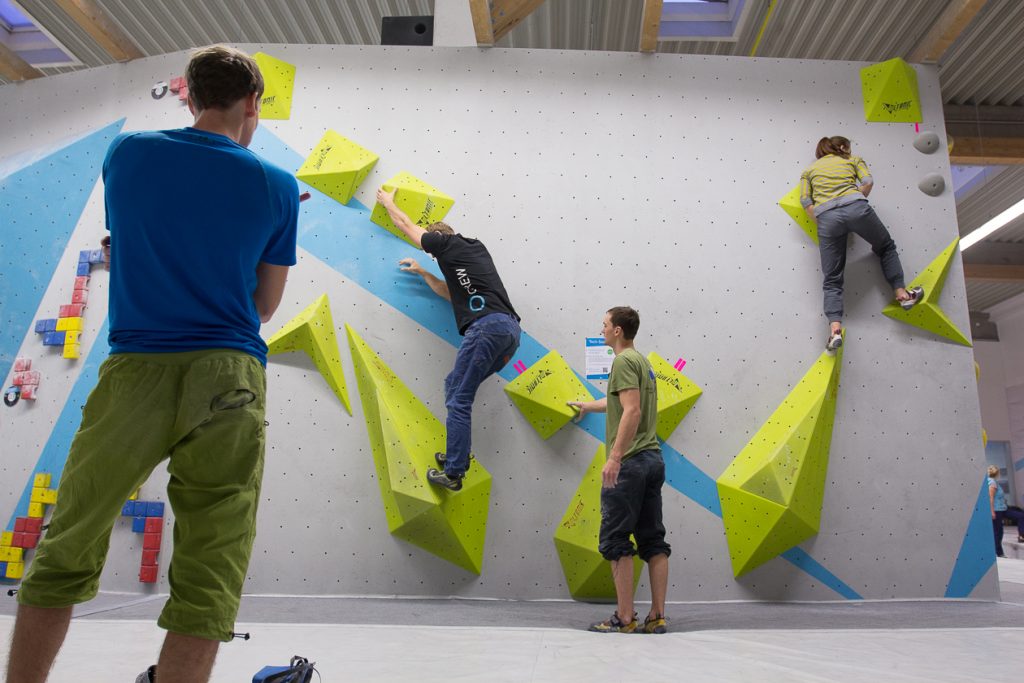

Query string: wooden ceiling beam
945 104 1024 124
0 41 43 81
469 0 545 46
950 135 1024 165
51 0 143 62
639 0 663 53
962 242 1024 266
964 264 1024 283
908 0 988 64
491 0 545 42
945 104 1024 164
469 0 495 46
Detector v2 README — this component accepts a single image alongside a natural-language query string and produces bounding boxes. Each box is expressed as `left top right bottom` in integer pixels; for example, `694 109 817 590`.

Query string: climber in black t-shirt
377 188 522 491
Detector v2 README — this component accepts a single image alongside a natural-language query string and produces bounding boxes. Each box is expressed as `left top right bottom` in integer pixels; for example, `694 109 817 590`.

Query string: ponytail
815 135 851 159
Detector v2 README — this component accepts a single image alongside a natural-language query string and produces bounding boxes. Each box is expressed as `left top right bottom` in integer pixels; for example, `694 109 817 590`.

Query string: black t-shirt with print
421 231 520 335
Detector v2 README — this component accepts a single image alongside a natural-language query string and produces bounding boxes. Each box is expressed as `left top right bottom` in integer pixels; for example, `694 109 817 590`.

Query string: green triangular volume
252 52 296 121
295 130 379 205
346 324 491 574
504 350 594 439
778 185 819 244
553 445 643 600
860 57 922 123
370 171 455 245
647 352 703 441
882 238 971 347
716 345 843 577
266 294 352 414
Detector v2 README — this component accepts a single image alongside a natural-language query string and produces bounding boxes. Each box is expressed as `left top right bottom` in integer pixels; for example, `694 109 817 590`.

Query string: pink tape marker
513 361 527 374
914 122 920 133
673 358 686 372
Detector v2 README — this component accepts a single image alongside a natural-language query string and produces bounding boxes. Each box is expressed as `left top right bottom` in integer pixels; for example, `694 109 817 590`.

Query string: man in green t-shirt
568 307 671 634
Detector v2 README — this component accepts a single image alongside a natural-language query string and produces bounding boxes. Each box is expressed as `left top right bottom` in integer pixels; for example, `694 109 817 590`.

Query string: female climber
800 135 922 351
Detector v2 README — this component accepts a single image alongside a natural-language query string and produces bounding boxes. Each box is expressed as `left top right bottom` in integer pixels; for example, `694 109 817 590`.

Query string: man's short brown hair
426 222 454 235
607 306 640 340
186 45 264 112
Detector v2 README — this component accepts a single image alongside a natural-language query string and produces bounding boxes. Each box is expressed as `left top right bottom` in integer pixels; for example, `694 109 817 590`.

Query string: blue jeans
443 313 521 476
993 508 1024 556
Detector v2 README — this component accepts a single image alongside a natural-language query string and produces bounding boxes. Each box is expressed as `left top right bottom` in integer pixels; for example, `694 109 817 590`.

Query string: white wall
975 340 1011 442
0 45 990 602
989 297 1024 387
981 294 1024 500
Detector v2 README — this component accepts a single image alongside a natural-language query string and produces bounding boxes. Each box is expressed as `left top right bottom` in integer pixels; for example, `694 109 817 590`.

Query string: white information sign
585 337 614 380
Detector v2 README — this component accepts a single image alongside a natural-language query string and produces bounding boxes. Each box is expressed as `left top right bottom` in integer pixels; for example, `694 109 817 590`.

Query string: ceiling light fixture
961 196 1024 250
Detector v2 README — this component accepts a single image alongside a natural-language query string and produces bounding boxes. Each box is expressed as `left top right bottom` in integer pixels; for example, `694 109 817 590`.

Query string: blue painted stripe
781 547 863 600
1014 458 1024 472
0 124 118 182
663 446 722 516
252 126 859 599
0 120 124 386
5 320 110 532
945 477 997 598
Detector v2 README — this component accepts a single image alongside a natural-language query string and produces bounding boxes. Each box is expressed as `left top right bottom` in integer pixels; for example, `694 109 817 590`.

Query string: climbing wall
0 45 991 602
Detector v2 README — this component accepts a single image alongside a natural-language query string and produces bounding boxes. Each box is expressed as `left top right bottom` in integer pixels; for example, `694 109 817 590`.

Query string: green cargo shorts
18 349 266 642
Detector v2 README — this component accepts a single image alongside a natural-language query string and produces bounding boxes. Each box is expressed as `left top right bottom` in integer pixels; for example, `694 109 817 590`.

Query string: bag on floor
252 655 317 683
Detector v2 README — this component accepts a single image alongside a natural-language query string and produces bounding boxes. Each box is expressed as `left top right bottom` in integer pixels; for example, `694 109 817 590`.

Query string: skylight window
0 0 77 66
660 0 749 41
0 0 32 31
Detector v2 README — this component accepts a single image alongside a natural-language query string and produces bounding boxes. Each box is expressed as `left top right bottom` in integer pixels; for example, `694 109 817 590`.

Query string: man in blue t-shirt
376 188 521 491
6 46 298 683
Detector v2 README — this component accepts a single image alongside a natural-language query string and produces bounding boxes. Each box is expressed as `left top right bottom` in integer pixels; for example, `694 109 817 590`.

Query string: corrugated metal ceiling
494 0 947 61
989 224 1024 245
940 0 1024 106
957 166 1024 235
660 0 946 60
93 0 435 53
8 0 434 74
957 163 1024 311
497 0 645 53
497 0 1024 107
967 280 1024 312
5 0 1022 106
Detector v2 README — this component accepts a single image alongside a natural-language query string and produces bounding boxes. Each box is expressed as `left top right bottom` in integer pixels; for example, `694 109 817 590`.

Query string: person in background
800 135 923 352
989 465 1024 558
